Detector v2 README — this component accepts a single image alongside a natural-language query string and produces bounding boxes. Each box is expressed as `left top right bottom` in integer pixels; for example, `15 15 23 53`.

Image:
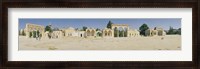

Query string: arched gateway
86 29 96 37
111 24 129 37
102 28 114 37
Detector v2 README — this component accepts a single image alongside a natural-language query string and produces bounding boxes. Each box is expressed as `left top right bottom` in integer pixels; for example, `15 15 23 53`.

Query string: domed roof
67 27 75 30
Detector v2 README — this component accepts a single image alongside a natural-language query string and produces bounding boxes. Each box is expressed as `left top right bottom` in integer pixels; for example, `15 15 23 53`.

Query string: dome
67 27 75 30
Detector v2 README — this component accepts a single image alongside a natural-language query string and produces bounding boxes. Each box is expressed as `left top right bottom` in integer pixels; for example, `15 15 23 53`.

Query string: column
122 30 124 37
117 30 119 37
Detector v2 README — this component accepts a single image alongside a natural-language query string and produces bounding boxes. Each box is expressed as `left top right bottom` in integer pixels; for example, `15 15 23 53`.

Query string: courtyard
19 35 181 50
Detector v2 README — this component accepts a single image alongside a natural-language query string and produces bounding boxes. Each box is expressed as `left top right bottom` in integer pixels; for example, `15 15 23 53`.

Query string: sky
19 18 181 30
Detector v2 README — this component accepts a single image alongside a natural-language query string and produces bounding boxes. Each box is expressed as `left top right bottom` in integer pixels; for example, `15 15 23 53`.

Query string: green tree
124 29 128 37
114 27 118 37
119 30 123 37
139 23 149 36
33 31 36 38
29 32 32 38
178 28 181 35
167 26 174 35
75 28 79 31
96 28 100 31
45 26 52 33
19 30 21 35
22 30 26 36
36 30 40 37
107 21 113 29
82 26 87 31
97 32 102 36
63 31 65 36
167 27 181 35
118 30 126 37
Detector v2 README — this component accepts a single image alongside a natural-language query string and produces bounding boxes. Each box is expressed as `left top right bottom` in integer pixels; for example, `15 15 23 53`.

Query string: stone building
42 31 65 39
62 27 85 37
22 22 166 39
51 31 64 38
64 27 76 37
145 27 166 36
42 31 50 39
24 23 45 38
76 31 85 37
19 29 25 36
154 27 166 36
145 29 157 36
111 24 129 37
85 28 96 38
127 29 140 37
102 28 114 38
70 31 85 37
96 30 102 37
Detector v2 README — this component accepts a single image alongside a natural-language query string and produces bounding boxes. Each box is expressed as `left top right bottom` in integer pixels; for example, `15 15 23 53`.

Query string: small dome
67 27 75 30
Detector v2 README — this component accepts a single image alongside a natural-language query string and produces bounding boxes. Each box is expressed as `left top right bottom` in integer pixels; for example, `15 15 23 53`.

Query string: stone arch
118 27 124 31
108 30 112 36
154 32 157 35
111 24 129 37
114 27 118 37
91 30 95 36
124 27 128 37
86 30 90 36
104 30 108 36
118 27 125 37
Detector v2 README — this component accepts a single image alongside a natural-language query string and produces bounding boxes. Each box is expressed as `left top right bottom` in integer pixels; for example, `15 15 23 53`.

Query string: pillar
117 30 119 37
122 31 124 37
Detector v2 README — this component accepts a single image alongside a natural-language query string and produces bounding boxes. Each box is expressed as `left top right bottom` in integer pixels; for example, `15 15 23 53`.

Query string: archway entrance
111 24 129 37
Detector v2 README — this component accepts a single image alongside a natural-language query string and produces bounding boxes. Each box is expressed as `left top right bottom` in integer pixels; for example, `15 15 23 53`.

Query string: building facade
85 28 96 38
127 29 140 37
145 27 166 36
102 28 114 38
64 27 76 37
22 22 166 39
111 24 129 37
24 23 45 38
51 31 64 38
